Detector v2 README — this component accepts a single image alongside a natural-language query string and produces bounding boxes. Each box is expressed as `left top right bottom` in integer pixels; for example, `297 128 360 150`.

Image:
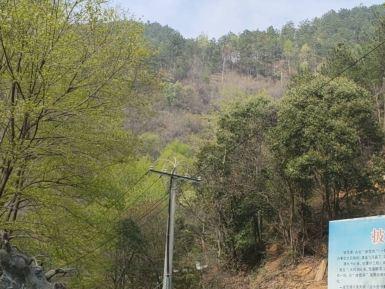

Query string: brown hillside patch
250 257 327 289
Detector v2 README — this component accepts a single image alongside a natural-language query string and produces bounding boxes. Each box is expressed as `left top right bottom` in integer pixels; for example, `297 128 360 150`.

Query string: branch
45 268 77 281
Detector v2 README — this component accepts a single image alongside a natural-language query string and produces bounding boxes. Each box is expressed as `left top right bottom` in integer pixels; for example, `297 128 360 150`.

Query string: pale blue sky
110 0 384 38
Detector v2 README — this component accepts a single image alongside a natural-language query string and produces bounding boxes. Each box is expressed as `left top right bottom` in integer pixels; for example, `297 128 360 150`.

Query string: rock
314 259 327 281
0 233 69 289
295 264 313 277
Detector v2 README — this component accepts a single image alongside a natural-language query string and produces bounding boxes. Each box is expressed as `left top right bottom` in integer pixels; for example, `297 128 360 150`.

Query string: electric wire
61 30 385 271
321 38 385 88
137 194 169 224
62 179 168 267
128 175 162 207
62 196 168 267
196 38 385 178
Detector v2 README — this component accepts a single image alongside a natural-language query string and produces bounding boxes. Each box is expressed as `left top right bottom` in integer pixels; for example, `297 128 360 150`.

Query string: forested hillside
145 4 381 79
0 1 385 289
137 4 384 147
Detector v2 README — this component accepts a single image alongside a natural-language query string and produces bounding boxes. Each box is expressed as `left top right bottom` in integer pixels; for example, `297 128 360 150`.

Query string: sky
109 0 385 39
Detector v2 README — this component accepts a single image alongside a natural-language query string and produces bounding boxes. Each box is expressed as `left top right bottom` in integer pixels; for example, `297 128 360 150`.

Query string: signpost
329 216 385 289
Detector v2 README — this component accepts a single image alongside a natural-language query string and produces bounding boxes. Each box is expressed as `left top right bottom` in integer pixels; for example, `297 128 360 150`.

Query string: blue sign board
329 216 385 289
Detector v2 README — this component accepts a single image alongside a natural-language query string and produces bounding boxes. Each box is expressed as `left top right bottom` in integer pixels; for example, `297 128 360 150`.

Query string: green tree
283 39 295 75
321 43 366 86
0 0 154 287
197 95 276 267
270 75 383 244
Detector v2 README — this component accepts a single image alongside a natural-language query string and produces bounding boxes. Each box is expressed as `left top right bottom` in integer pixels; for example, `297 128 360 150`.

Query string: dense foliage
144 5 384 80
1 2 385 289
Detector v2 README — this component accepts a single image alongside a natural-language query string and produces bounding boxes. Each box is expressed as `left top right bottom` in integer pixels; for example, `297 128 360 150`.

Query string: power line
62 190 169 267
57 173 160 244
61 28 385 273
61 235 114 267
137 195 169 224
128 175 162 207
125 36 385 286
64 183 179 267
197 38 385 178
126 171 149 193
61 166 171 267
322 38 385 88
118 161 163 203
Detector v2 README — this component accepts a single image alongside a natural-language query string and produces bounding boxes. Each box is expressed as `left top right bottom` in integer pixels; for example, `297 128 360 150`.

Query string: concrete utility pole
149 167 201 289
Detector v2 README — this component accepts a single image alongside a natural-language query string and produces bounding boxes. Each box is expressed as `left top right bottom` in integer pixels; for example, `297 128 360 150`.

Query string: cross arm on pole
148 168 201 182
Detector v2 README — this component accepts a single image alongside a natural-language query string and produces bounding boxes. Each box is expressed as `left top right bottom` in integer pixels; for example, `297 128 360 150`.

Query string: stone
314 259 327 281
0 233 69 289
